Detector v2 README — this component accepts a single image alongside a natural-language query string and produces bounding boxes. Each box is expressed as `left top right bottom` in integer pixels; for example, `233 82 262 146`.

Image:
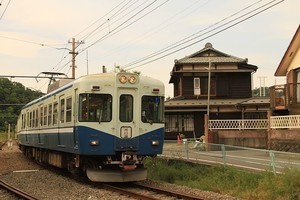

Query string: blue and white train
16 72 164 182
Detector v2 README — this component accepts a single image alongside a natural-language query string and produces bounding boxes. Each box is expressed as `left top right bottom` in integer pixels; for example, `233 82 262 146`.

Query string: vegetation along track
0 178 39 200
100 182 208 200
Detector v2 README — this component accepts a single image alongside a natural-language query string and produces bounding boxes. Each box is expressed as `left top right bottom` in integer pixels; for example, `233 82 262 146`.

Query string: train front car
76 72 165 182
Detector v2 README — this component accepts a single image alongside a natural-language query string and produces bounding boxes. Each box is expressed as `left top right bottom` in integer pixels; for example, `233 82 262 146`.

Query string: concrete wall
210 130 267 149
268 129 300 153
210 129 300 153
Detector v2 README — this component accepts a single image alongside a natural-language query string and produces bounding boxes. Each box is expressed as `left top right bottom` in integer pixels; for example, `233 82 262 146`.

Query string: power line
74 0 132 39
98 0 210 59
122 0 264 68
0 0 12 20
79 0 169 54
80 0 146 42
0 35 68 50
124 0 284 70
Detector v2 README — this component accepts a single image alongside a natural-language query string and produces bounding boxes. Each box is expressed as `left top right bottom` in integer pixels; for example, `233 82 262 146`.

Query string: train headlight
119 75 127 83
151 140 159 146
90 140 99 146
128 76 137 84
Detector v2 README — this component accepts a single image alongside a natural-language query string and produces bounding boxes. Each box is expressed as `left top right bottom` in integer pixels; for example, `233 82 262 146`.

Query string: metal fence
161 140 300 174
209 119 268 130
270 115 300 129
208 115 300 130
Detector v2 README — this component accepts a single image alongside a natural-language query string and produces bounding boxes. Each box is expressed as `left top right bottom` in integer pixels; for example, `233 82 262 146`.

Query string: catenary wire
73 0 130 39
80 0 152 43
77 0 138 41
122 0 264 69
79 0 169 54
125 0 284 70
0 0 12 20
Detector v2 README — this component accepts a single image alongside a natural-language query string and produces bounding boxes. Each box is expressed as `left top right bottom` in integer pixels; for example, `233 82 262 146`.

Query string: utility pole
258 76 267 96
68 38 84 79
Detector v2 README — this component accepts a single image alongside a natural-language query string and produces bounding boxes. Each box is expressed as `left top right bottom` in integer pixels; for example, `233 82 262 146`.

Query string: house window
194 77 215 95
165 114 194 132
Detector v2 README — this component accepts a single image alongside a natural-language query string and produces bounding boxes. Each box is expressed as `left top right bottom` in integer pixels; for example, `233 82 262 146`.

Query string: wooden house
270 25 300 115
165 43 270 139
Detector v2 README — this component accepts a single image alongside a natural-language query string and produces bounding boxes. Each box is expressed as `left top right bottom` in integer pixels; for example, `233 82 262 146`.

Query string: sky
0 0 299 98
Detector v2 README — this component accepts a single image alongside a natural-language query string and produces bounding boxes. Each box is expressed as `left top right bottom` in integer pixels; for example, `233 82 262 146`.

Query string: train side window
35 109 39 128
66 97 72 123
79 94 112 122
40 106 43 126
141 96 164 123
32 110 35 128
26 112 29 128
29 112 32 128
60 99 65 124
119 94 133 122
48 104 52 126
53 102 58 125
43 106 48 126
21 114 24 129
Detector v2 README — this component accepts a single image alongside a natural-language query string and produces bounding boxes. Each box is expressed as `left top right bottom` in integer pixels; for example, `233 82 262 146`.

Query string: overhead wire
97 0 211 61
124 0 284 70
79 0 170 54
80 0 153 43
43 0 142 79
122 0 264 69
73 0 130 39
0 0 11 20
77 0 138 41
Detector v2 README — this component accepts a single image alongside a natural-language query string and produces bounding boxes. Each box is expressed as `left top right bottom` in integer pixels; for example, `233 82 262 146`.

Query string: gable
275 25 300 76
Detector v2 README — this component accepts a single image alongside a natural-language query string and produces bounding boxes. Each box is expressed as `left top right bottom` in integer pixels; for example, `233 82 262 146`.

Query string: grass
144 158 300 200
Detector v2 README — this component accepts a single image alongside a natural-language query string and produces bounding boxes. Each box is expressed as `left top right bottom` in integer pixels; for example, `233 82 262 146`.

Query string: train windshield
79 94 112 122
141 96 164 123
119 94 133 122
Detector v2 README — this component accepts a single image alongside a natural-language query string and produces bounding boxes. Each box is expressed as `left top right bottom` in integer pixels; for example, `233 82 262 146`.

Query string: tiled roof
176 56 246 64
175 42 247 64
165 97 269 107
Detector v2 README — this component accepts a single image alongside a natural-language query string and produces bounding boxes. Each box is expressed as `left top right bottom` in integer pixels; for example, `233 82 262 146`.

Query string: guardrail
161 140 300 174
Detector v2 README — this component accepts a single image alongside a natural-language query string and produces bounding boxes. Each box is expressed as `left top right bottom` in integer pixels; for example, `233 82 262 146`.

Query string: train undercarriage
20 145 148 182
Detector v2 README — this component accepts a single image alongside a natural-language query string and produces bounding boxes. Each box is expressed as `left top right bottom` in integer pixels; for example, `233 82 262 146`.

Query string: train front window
141 96 164 123
79 94 112 122
119 95 133 122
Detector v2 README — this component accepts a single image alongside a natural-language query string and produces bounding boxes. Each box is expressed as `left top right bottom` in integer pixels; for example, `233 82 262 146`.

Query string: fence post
221 144 226 165
185 141 189 159
269 150 276 175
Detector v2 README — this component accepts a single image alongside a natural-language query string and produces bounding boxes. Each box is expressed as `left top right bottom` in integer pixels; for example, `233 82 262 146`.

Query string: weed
145 158 300 200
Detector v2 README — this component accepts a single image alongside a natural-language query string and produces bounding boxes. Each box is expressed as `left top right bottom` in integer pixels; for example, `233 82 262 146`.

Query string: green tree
0 78 44 132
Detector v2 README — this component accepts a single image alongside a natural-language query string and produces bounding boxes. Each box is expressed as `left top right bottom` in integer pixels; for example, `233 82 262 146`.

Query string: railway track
0 178 39 200
0 140 7 150
101 182 208 200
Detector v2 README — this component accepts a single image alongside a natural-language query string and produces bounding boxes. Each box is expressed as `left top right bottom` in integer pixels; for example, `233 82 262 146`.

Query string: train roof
22 72 164 109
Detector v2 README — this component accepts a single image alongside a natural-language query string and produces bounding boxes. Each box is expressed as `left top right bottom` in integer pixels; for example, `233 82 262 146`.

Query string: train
16 71 165 182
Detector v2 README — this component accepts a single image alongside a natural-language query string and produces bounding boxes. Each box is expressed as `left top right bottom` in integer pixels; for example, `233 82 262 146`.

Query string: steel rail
102 183 159 200
0 179 39 200
134 182 207 200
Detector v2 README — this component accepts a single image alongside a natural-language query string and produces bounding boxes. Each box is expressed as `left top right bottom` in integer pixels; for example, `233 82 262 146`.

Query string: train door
116 88 139 150
73 89 79 149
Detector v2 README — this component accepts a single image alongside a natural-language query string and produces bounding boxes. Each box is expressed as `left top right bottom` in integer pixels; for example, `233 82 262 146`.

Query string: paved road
161 141 300 174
